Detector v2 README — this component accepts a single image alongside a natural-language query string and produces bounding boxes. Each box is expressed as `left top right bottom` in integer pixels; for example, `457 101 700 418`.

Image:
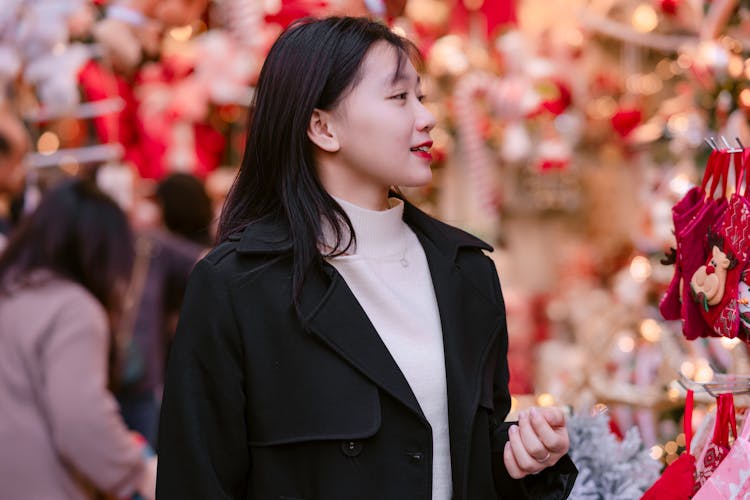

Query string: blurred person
158 17 576 500
0 179 156 500
0 109 29 248
155 172 214 246
114 173 210 449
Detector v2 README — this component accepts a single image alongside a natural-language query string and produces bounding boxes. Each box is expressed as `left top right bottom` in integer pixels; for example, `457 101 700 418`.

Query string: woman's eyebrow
386 72 421 87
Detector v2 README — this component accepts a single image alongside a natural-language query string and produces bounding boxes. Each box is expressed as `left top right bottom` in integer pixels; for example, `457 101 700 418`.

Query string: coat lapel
408 221 504 500
298 263 426 422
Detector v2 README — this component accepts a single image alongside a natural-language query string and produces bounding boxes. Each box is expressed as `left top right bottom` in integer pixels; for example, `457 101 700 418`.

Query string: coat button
407 451 424 463
341 440 363 457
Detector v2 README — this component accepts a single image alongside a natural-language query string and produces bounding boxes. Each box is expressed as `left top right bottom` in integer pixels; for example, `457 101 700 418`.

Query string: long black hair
0 178 134 316
218 17 418 307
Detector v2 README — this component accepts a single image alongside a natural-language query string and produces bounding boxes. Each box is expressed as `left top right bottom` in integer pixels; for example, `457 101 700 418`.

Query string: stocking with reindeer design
690 195 750 340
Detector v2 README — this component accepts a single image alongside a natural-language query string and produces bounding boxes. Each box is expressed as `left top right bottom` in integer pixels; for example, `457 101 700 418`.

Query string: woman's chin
400 168 433 188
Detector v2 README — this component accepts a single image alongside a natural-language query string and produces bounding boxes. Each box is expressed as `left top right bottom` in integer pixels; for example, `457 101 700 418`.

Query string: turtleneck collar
323 195 408 259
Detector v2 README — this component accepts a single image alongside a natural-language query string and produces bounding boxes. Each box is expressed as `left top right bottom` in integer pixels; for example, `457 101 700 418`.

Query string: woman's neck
326 195 406 257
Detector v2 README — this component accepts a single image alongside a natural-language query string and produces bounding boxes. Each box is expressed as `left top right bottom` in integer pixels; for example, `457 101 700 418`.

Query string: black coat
157 200 577 499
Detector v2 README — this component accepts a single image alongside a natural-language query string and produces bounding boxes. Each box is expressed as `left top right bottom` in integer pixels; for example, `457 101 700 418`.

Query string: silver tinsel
567 412 661 499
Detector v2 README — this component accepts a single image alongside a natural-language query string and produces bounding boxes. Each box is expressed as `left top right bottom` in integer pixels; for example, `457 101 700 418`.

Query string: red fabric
264 0 327 28
659 150 727 339
450 0 517 39
77 60 138 148
660 0 680 15
641 390 697 500
78 59 225 180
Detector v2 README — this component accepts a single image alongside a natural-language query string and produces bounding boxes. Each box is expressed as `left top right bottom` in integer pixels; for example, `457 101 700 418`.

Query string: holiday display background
4 0 750 496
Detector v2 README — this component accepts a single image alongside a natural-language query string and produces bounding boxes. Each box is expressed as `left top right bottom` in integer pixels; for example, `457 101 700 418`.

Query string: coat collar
231 195 493 259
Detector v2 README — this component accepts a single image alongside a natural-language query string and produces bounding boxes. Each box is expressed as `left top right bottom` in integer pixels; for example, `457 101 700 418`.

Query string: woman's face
320 41 436 202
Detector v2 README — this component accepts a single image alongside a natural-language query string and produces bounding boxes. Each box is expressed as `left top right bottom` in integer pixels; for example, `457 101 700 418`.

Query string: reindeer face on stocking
690 196 750 340
691 243 735 310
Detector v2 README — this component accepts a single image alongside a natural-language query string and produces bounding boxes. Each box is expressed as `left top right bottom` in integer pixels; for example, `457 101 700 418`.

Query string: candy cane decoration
453 72 501 219
453 71 527 219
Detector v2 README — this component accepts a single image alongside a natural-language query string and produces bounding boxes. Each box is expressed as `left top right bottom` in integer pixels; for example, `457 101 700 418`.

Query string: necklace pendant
400 257 409 268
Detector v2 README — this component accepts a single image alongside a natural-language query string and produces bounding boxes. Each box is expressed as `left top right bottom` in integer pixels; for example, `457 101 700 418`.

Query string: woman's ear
307 109 340 153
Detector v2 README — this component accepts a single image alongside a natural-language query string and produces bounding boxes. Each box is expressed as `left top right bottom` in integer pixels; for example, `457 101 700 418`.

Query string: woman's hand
503 406 570 479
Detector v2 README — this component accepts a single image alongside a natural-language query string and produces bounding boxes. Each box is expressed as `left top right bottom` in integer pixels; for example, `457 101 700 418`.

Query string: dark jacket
157 200 577 499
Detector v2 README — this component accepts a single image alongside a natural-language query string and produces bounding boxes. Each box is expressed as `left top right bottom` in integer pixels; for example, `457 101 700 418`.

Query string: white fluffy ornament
501 122 532 163
23 43 91 113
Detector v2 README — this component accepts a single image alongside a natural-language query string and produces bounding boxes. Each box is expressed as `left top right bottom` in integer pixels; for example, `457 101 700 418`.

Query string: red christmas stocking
690 194 750 339
689 152 750 339
641 390 697 500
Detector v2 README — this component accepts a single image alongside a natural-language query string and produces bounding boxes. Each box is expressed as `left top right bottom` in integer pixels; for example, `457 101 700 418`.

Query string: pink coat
0 274 147 499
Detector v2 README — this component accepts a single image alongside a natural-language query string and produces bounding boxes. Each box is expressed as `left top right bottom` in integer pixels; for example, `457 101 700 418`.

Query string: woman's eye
417 94 427 103
392 92 408 100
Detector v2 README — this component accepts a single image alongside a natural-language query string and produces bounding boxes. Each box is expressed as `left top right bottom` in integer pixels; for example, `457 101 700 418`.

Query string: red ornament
610 108 642 138
541 81 572 117
660 0 680 16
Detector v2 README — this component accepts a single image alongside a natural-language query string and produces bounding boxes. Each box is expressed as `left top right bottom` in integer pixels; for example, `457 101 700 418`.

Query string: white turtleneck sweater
324 196 452 500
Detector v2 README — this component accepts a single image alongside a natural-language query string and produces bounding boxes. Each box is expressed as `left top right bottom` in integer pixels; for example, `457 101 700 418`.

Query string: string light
664 441 678 454
650 445 664 460
588 96 617 120
640 319 662 342
694 359 713 383
667 387 680 401
669 174 692 196
681 361 696 378
676 433 686 447
510 396 519 413
617 335 635 353
537 393 555 407
169 25 193 42
656 59 673 79
632 4 658 33
630 256 651 283
739 89 750 109
721 337 741 350
37 132 60 155
729 56 744 78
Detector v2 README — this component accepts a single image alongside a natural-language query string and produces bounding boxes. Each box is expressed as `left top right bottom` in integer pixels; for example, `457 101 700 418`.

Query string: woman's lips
411 150 433 161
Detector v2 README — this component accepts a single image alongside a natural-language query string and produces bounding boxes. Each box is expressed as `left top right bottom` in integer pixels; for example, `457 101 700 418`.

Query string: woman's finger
503 441 525 479
539 406 566 428
508 423 544 475
529 407 569 454
518 410 550 462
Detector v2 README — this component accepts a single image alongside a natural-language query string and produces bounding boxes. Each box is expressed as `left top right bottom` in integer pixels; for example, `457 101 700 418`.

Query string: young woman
0 179 156 500
157 17 577 499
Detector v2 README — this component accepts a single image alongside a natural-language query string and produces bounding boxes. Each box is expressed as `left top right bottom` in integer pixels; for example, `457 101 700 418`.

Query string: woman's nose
416 103 436 133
